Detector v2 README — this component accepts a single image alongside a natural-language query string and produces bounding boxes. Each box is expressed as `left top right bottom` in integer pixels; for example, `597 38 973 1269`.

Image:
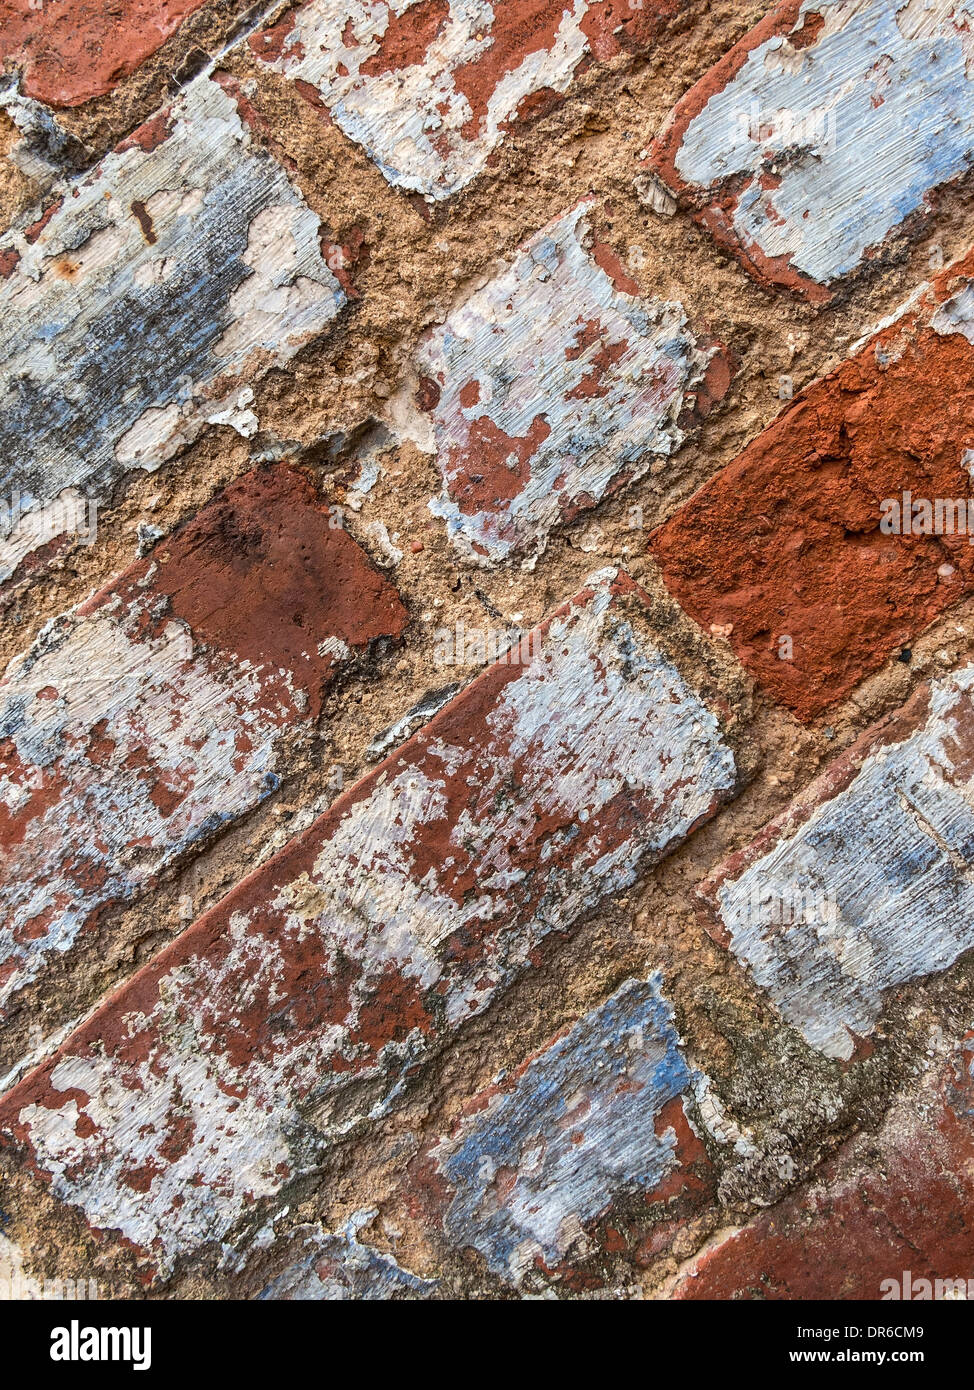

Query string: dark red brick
650 247 974 719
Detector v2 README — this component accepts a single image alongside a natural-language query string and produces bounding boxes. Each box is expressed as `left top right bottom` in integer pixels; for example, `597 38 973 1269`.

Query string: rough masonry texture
0 466 406 1018
0 569 736 1276
674 1030 974 1299
650 245 974 720
0 75 344 583
649 0 974 300
415 974 713 1288
258 1214 439 1300
419 202 725 564
6 0 974 1310
0 0 209 106
698 664 974 1061
251 0 685 199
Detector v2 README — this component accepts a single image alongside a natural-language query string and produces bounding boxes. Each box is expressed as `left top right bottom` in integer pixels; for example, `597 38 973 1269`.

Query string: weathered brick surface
673 1031 974 1300
650 247 974 719
257 1215 439 1300
419 201 727 564
251 0 685 199
0 0 209 107
0 465 406 1016
410 974 715 1289
7 0 974 1312
0 75 344 583
648 0 974 301
697 665 974 1060
0 569 737 1275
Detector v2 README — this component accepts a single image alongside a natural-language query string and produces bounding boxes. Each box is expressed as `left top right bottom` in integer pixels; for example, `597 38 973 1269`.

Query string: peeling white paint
661 0 974 290
432 975 698 1283
0 76 344 573
253 0 624 199
0 602 306 1011
932 278 974 344
0 459 405 1019
420 204 714 563
706 664 974 1059
2 569 737 1272
0 487 97 584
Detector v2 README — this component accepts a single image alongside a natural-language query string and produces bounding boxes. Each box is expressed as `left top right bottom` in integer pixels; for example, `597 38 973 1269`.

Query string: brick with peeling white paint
0 76 344 581
0 488 97 587
257 1213 438 1299
251 0 684 200
416 203 718 564
699 664 974 1060
649 0 974 300
0 568 737 1276
0 466 406 1020
428 973 704 1285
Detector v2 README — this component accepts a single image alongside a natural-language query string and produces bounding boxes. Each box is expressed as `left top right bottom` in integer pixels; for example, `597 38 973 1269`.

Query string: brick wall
2 0 974 1302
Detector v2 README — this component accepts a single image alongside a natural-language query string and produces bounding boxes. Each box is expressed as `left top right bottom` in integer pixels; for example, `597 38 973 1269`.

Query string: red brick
649 246 974 720
0 465 406 1021
674 1032 974 1300
646 0 974 301
0 568 738 1277
0 0 209 107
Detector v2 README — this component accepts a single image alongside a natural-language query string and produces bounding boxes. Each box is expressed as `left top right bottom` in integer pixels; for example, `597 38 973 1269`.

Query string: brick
0 465 406 1016
257 1214 438 1299
0 568 737 1276
250 0 685 200
0 76 345 584
419 202 727 564
647 0 974 302
413 974 714 1289
649 247 974 719
674 1031 974 1299
0 0 209 107
697 664 974 1061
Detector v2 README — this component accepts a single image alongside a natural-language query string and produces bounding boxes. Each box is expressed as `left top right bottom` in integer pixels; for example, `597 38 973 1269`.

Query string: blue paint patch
435 973 695 1281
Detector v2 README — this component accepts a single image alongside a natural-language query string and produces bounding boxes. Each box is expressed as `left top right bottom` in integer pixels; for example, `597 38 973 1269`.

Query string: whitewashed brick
251 0 682 200
700 665 974 1059
0 467 406 1018
0 568 737 1277
428 974 701 1285
0 76 344 581
650 0 974 299
417 203 720 564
